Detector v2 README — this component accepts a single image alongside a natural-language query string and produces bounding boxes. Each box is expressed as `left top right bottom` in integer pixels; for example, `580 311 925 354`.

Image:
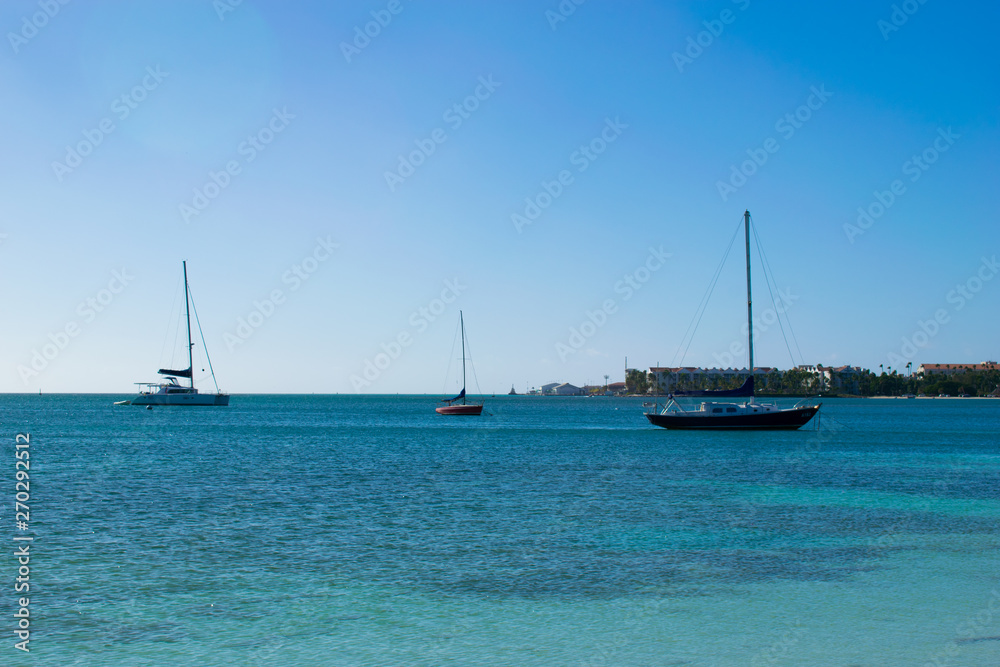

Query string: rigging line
678 217 742 367
753 227 799 367
672 218 740 367
443 317 460 392
774 243 805 363
463 322 482 396
752 223 804 365
750 222 796 367
159 273 184 368
819 413 854 431
187 287 221 393
171 301 185 370
673 216 743 367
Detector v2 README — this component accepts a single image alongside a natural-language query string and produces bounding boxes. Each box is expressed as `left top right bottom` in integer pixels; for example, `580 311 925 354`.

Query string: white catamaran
125 261 229 406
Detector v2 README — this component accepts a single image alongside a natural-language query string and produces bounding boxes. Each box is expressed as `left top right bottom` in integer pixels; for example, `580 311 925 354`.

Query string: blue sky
2 0 998 394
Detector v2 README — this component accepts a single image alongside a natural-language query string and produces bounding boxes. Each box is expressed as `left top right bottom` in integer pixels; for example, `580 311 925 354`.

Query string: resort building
797 364 831 389
607 381 626 395
649 364 867 394
649 366 775 393
917 362 999 376
537 382 585 396
797 364 866 393
829 365 865 393
581 382 626 395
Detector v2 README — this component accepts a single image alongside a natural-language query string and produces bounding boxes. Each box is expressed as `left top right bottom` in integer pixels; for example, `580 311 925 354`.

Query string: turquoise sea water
2 395 999 666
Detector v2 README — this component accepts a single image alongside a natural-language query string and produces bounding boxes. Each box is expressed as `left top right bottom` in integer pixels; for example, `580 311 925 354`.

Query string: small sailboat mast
460 310 467 404
183 260 194 390
435 310 484 415
744 210 754 386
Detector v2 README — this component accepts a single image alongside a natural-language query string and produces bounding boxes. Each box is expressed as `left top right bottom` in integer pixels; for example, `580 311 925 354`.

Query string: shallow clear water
2 395 999 665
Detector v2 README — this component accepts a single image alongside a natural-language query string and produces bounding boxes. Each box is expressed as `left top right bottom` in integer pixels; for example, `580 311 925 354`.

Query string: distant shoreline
867 394 998 399
11 392 999 400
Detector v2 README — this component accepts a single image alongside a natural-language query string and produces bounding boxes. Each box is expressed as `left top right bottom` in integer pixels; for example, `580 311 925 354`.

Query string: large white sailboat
125 262 229 406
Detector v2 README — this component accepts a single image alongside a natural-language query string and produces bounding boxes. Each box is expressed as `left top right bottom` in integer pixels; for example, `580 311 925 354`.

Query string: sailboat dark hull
436 311 484 416
436 403 483 415
646 405 819 430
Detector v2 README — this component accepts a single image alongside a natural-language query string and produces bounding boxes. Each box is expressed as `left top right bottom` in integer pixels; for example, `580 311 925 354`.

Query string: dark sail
672 376 753 398
158 367 193 378
441 388 466 403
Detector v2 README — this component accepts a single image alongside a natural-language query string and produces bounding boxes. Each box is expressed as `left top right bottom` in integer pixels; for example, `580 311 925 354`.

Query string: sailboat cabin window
711 408 723 414
726 407 737 413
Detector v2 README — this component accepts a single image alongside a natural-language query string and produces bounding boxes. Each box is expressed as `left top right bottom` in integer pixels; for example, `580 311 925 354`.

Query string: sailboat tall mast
744 210 754 382
644 209 821 429
460 310 467 403
183 260 194 389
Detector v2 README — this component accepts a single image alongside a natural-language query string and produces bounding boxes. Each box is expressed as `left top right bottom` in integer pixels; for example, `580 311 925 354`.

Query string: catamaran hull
130 394 230 406
435 404 483 415
646 405 819 430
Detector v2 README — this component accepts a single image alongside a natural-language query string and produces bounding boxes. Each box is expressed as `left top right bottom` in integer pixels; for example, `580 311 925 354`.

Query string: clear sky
2 0 998 394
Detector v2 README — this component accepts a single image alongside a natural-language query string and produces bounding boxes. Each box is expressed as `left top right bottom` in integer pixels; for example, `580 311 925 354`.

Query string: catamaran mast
460 310 467 404
183 260 194 389
744 210 753 383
